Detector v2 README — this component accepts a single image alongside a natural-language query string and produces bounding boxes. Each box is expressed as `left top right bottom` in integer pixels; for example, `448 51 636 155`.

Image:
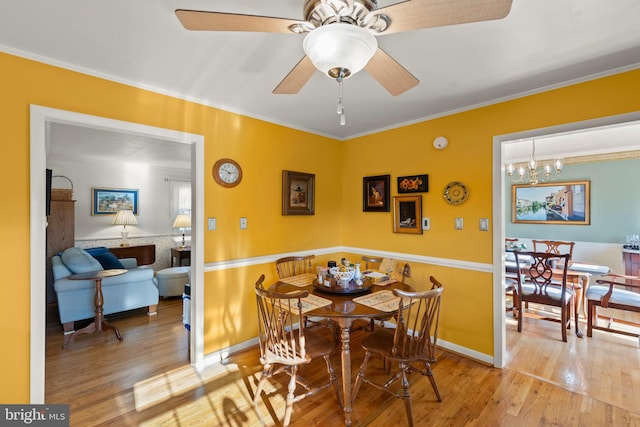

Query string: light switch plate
240 217 247 229
422 217 430 230
479 218 489 231
455 217 464 230
208 218 216 230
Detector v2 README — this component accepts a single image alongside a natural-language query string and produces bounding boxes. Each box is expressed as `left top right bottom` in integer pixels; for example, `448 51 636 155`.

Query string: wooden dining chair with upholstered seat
513 251 580 342
275 254 315 279
531 239 584 314
532 240 575 265
253 275 340 427
352 276 444 427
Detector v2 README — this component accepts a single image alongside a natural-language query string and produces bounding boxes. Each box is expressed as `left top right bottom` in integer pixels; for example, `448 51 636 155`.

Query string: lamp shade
112 209 138 226
172 214 191 228
303 23 377 78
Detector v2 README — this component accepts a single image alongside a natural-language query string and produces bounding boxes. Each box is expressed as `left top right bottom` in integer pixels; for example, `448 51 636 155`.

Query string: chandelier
506 140 563 186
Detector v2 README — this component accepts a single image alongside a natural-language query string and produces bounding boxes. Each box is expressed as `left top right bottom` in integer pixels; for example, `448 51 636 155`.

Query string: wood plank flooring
45 300 640 426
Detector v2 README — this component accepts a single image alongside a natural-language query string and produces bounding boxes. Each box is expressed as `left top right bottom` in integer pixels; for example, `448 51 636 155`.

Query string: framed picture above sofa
92 187 139 215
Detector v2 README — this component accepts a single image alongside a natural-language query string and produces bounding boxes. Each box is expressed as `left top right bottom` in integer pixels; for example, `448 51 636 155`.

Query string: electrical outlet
240 217 247 229
208 218 216 230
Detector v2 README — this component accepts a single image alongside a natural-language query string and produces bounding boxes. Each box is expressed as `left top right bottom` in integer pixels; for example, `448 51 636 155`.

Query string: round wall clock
443 181 469 205
212 158 242 188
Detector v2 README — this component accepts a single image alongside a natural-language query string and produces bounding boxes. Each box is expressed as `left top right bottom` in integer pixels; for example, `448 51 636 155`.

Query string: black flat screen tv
46 168 52 216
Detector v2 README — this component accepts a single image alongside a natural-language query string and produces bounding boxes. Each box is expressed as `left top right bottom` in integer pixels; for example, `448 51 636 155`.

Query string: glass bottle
354 262 362 280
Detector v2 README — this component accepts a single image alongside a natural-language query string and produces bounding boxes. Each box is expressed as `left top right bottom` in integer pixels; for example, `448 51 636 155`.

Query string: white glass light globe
303 23 377 78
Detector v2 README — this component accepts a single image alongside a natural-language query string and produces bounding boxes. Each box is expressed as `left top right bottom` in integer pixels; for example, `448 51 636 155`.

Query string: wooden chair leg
253 364 272 404
352 352 371 402
283 365 298 427
424 361 442 402
399 364 414 427
587 301 594 337
561 304 568 342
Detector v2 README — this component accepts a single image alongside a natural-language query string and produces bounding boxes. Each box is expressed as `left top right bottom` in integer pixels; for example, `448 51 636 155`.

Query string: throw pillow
61 247 104 274
92 252 125 270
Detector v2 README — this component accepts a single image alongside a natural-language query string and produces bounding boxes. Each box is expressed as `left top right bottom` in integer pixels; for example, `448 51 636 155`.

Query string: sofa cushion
85 246 110 257
92 252 125 270
61 247 103 274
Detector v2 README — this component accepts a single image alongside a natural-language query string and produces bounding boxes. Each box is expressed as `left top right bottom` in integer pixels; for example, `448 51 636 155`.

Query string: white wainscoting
513 239 625 274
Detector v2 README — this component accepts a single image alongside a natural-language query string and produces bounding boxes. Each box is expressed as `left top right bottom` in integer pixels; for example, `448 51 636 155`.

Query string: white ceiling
2 0 640 141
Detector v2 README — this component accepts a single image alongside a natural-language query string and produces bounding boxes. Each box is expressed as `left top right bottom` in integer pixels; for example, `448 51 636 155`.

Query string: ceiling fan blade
273 56 317 94
365 48 419 96
374 0 513 35
175 9 307 33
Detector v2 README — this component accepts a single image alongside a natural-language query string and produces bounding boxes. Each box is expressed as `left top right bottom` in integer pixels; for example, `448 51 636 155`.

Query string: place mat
373 279 398 287
299 294 332 314
353 290 404 312
279 273 317 287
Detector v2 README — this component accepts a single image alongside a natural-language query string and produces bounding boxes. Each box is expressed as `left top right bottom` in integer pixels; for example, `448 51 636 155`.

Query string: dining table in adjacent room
269 272 414 426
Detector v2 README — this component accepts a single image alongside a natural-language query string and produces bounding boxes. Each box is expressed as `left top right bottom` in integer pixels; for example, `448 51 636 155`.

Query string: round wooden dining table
269 277 414 426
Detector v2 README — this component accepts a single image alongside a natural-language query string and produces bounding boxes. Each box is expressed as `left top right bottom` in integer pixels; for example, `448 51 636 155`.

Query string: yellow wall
2 49 639 402
0 52 342 402
342 70 640 353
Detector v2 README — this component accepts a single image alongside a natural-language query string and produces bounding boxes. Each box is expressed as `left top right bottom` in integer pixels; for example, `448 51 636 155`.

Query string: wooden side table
171 246 191 267
63 269 127 349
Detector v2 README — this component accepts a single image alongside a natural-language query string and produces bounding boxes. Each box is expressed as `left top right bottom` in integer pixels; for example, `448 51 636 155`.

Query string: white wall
47 157 190 240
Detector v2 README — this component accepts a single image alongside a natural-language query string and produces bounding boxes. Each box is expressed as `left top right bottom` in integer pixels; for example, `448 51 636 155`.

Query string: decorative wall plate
443 181 469 205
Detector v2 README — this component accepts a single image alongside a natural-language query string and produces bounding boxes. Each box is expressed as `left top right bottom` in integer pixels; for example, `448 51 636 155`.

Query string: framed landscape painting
511 180 590 225
92 187 139 215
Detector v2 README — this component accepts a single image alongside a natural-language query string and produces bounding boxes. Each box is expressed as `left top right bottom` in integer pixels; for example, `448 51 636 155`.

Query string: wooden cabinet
623 251 640 292
110 244 156 266
46 199 75 304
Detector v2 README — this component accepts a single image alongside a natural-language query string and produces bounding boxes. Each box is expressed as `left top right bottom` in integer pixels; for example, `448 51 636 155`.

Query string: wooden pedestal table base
63 269 127 349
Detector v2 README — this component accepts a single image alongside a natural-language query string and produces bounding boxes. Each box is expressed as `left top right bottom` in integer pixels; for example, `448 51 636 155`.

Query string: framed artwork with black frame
393 195 423 234
282 170 315 215
363 175 390 212
397 174 428 193
92 187 139 215
511 180 590 225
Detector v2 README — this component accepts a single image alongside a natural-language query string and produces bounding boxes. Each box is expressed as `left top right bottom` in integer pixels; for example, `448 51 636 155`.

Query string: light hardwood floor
46 299 640 426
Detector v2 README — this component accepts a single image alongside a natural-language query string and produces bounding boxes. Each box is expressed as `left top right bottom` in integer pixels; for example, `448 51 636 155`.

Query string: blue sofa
52 247 159 333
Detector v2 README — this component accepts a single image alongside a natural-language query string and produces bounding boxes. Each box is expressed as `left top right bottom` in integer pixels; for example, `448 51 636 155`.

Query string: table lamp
112 209 137 247
172 213 191 248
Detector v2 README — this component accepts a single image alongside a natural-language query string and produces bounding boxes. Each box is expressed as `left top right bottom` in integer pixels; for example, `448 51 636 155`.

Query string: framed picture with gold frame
393 195 422 234
511 180 590 225
282 170 315 215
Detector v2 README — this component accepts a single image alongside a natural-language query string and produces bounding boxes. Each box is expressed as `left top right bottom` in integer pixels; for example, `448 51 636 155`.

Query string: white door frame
30 105 205 402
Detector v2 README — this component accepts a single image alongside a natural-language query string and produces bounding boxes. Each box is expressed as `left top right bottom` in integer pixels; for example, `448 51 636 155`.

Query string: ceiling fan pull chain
337 69 346 126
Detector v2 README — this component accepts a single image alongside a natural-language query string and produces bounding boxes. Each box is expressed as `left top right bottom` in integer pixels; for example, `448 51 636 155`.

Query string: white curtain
170 179 191 234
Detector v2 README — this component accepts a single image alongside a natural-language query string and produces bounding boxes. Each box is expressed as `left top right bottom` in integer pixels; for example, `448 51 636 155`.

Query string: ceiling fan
176 0 512 94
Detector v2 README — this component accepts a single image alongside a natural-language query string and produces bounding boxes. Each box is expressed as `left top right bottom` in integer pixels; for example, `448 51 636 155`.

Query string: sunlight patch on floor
133 362 240 411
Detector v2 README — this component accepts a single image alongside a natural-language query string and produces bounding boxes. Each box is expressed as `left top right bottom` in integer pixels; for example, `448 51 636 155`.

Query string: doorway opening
30 105 205 402
492 111 640 367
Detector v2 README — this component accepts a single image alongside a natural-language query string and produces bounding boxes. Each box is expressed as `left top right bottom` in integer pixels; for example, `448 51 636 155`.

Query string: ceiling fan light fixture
303 23 377 79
